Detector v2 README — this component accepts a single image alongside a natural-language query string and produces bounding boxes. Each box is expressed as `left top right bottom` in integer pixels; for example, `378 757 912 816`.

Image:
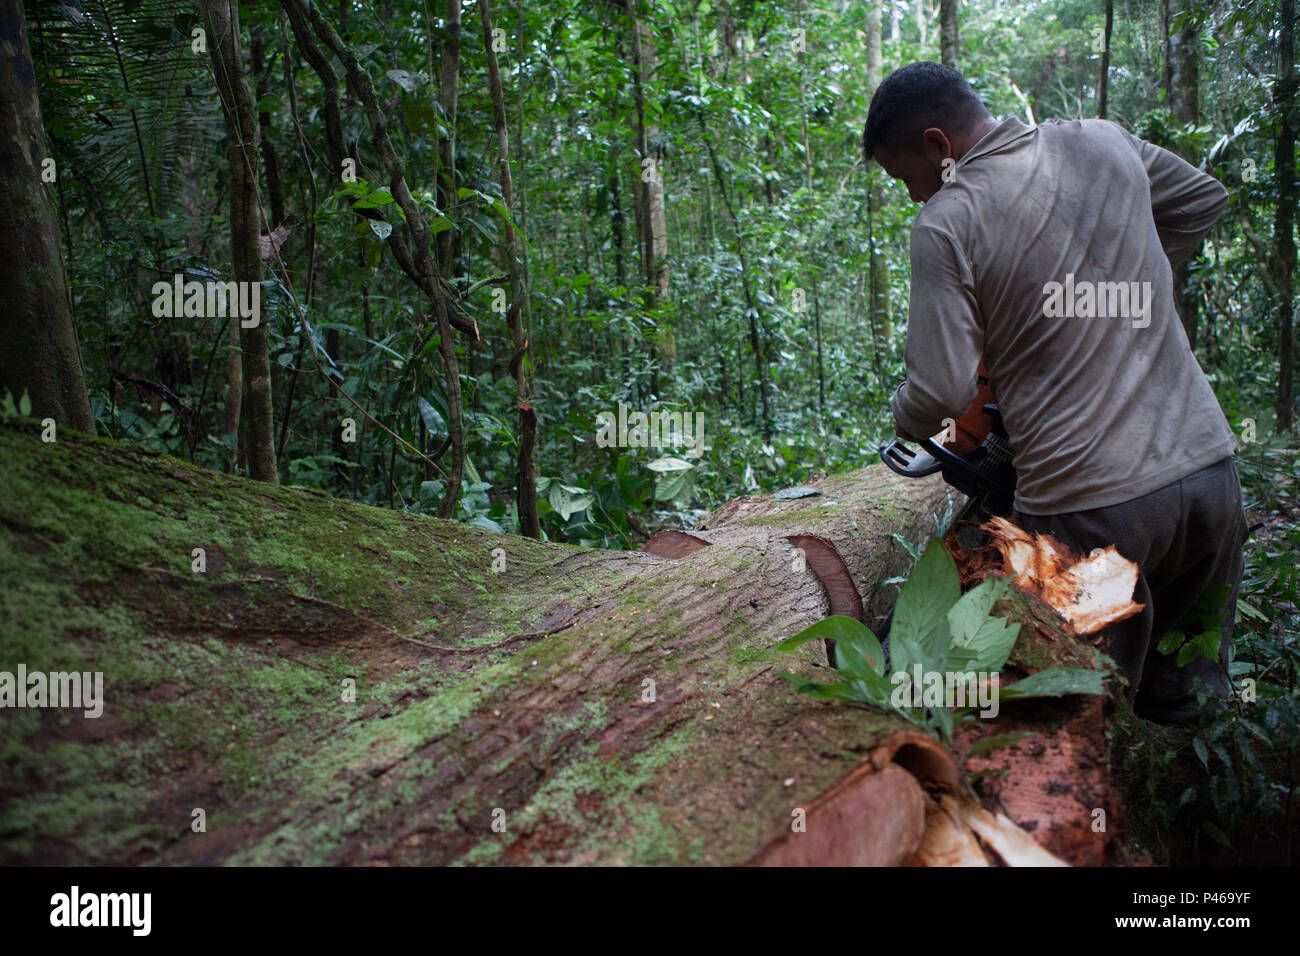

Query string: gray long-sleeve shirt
890 116 1235 515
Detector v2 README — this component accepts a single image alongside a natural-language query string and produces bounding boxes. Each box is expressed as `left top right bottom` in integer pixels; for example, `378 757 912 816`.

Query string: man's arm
891 223 983 441
1123 128 1229 267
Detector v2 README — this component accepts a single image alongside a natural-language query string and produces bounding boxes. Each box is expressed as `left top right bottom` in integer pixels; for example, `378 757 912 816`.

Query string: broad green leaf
889 632 927 682
947 577 1021 673
999 667 1106 700
369 220 393 240
832 623 885 676
646 455 694 473
1194 629 1222 662
772 485 821 500
385 69 424 92
892 538 960 668
353 188 395 209
654 469 691 501
1158 630 1185 655
776 671 857 702
18 390 32 417
417 396 445 437
776 614 872 653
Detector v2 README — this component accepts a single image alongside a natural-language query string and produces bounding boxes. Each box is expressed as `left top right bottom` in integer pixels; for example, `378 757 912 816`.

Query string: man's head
863 62 995 202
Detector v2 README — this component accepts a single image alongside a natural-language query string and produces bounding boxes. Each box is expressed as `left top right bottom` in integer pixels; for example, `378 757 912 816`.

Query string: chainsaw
879 363 1017 516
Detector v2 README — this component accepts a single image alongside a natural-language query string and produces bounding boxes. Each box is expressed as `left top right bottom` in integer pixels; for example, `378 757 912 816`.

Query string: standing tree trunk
205 0 277 483
624 3 670 398
1163 0 1203 350
1098 0 1113 119
436 0 460 278
0 0 94 432
479 0 539 538
1276 0 1297 432
866 3 892 365
939 0 959 68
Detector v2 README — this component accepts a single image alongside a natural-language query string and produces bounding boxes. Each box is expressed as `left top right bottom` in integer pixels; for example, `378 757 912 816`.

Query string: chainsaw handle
880 438 944 478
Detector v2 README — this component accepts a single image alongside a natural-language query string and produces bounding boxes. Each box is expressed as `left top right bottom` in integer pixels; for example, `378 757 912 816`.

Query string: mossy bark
0 420 1133 865
0 0 94 432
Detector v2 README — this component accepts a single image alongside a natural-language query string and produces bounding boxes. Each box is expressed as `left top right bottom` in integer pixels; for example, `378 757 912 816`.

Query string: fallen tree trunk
0 420 1123 865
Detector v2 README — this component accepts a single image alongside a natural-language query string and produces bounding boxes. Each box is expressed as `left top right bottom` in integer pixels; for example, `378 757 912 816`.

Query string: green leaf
946 577 1020 673
1201 820 1232 848
999 667 1106 700
417 396 445 437
772 485 821 500
890 532 921 560
369 220 393 240
818 616 886 676
646 455 694 473
776 671 857 702
654 469 692 501
353 188 396 209
385 69 425 92
548 482 593 520
469 515 505 534
1192 735 1209 768
892 538 960 669
18 390 32 417
776 614 871 655
1194 629 1222 662
1236 599 1268 623
1157 630 1186 655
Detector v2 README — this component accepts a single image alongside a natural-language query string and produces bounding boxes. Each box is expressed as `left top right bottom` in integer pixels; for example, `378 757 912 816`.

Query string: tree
1162 0 1203 350
2 418 1128 866
203 0 277 482
0 0 93 433
480 0 540 538
940 0 959 69
1275 0 1297 432
1098 0 1113 119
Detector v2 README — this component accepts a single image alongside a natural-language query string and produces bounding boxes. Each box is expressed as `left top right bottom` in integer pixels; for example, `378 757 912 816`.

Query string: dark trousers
1013 456 1247 723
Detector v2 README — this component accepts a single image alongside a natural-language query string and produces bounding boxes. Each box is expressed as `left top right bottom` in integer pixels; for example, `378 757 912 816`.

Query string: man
864 62 1247 724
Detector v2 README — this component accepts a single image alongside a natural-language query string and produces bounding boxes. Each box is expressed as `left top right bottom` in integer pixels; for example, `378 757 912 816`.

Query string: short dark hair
862 62 987 161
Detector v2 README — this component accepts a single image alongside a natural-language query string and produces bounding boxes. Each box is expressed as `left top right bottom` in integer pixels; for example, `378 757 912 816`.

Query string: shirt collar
956 116 1034 169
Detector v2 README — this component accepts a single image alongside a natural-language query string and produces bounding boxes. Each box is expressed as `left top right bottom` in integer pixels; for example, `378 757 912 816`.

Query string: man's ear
920 127 953 164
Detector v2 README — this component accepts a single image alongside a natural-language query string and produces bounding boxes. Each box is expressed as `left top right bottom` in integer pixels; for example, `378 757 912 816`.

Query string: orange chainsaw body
942 362 998 455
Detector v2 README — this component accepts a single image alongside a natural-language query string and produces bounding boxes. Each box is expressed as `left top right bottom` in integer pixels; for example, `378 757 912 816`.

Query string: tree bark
1098 0 1113 119
1163 0 1203 349
0 0 94 432
866 2 892 368
479 0 539 539
1275 0 1297 432
204 0 277 483
1 419 1136 865
939 0 958 68
436 0 460 278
